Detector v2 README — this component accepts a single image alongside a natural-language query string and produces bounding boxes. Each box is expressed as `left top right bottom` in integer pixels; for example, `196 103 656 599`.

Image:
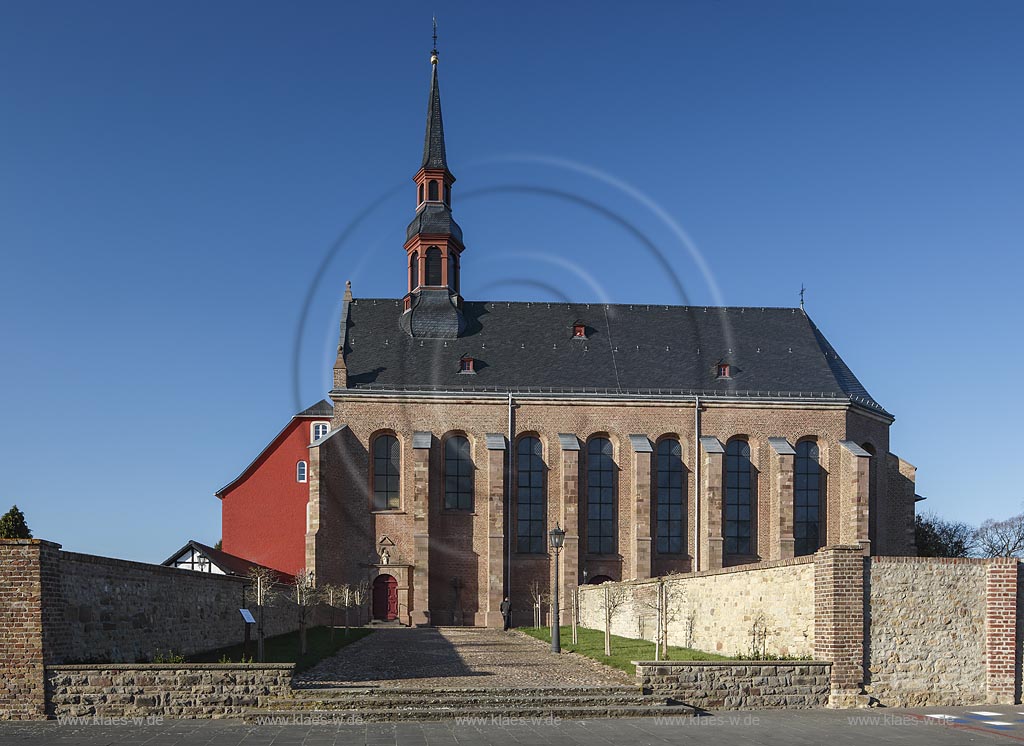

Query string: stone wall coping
579 553 816 591
871 555 995 566
632 660 831 667
0 538 61 548
46 663 295 672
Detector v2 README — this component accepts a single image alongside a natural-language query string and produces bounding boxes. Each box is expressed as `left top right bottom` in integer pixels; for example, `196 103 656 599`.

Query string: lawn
188 625 372 673
520 626 726 675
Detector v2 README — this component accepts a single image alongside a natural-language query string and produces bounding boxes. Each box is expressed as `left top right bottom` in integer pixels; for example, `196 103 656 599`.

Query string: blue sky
1 1 1021 561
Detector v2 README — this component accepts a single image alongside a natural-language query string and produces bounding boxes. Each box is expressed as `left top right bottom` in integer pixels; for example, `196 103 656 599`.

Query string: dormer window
572 322 587 339
717 363 732 379
459 356 476 374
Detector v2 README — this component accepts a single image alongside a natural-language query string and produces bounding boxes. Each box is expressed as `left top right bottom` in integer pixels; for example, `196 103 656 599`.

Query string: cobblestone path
296 627 632 689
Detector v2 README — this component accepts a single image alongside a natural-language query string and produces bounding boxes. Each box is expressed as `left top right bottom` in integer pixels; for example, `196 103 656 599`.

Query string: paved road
295 627 630 689
4 706 1024 745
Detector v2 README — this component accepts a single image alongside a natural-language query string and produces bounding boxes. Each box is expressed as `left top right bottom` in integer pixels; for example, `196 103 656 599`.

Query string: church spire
401 22 465 338
422 23 448 171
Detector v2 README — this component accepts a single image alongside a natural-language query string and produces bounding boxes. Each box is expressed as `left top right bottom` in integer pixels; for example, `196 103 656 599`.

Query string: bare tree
529 580 548 628
321 583 349 640
247 566 279 663
976 514 1024 558
350 580 369 626
293 569 319 656
603 584 628 656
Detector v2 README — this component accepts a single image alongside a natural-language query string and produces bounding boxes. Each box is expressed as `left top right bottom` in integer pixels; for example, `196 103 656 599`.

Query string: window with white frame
312 422 329 441
297 460 308 483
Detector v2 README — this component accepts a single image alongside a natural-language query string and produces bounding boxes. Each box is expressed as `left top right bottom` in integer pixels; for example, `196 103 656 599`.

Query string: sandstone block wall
578 556 816 658
865 557 988 706
52 550 306 664
635 661 831 709
45 664 294 718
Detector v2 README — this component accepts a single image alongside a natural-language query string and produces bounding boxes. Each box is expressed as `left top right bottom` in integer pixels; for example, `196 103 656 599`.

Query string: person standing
500 596 512 631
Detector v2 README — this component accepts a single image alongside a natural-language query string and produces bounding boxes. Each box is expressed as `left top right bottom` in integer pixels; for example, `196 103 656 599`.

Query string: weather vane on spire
431 15 439 65
800 283 806 311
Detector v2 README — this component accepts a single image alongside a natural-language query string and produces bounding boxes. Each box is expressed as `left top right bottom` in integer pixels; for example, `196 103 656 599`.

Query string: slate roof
421 60 447 170
406 203 462 243
339 299 889 417
296 399 333 417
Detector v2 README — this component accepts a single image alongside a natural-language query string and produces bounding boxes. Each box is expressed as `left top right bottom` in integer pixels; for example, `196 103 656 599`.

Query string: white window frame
312 421 330 442
297 460 308 483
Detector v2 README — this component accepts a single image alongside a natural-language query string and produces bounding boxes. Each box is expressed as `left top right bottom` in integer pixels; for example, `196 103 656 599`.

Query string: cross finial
799 283 806 311
432 15 438 52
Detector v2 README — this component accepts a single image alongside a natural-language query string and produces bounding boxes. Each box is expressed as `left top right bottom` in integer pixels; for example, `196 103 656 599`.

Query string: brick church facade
235 46 918 627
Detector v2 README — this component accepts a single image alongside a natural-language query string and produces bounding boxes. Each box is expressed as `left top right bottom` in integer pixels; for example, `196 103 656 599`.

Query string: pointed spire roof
421 50 448 171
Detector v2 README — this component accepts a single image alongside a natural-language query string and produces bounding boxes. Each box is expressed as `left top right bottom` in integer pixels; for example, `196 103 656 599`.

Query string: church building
231 45 918 627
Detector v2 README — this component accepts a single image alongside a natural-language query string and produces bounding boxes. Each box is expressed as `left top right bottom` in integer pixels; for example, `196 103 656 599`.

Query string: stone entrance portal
372 574 399 621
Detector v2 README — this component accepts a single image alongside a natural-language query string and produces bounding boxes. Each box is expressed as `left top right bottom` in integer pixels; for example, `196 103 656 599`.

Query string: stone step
266 693 661 710
289 685 640 697
242 703 696 723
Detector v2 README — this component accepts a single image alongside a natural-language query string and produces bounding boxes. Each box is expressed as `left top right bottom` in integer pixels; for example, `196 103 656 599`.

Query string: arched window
418 183 424 204
425 247 442 286
444 436 474 511
409 251 419 289
795 440 823 556
587 437 615 555
296 461 308 483
725 439 753 555
516 437 545 553
656 438 685 554
372 434 400 510
444 183 451 205
428 180 439 201
447 253 457 292
312 422 329 441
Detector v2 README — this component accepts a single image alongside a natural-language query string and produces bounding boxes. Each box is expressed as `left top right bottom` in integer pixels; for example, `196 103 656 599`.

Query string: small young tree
247 566 279 662
603 584 628 656
351 580 369 626
321 584 350 640
293 569 318 656
0 505 31 539
529 580 548 628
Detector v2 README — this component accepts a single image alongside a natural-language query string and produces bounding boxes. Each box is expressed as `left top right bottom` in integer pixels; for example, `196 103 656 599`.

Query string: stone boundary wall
578 555 816 658
53 549 308 664
45 664 294 718
577 548 1024 708
634 660 831 710
866 556 988 707
1 538 320 720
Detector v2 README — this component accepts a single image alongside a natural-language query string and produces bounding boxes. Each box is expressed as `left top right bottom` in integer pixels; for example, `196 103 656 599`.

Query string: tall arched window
444 436 474 511
795 440 823 556
425 247 442 286
409 251 419 289
587 437 615 555
656 438 685 554
418 183 424 204
428 180 439 201
373 434 400 510
516 437 545 553
444 183 451 205
296 461 308 483
725 439 753 555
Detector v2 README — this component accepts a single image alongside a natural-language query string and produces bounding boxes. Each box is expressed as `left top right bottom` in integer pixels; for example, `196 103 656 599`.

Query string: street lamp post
548 524 566 654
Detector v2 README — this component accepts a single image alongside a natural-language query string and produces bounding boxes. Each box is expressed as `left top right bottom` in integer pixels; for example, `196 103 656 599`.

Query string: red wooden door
373 575 398 621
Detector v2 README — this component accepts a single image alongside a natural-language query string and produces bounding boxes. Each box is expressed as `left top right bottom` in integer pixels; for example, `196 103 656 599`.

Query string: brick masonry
634 661 831 710
45 664 294 718
310 395 916 627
